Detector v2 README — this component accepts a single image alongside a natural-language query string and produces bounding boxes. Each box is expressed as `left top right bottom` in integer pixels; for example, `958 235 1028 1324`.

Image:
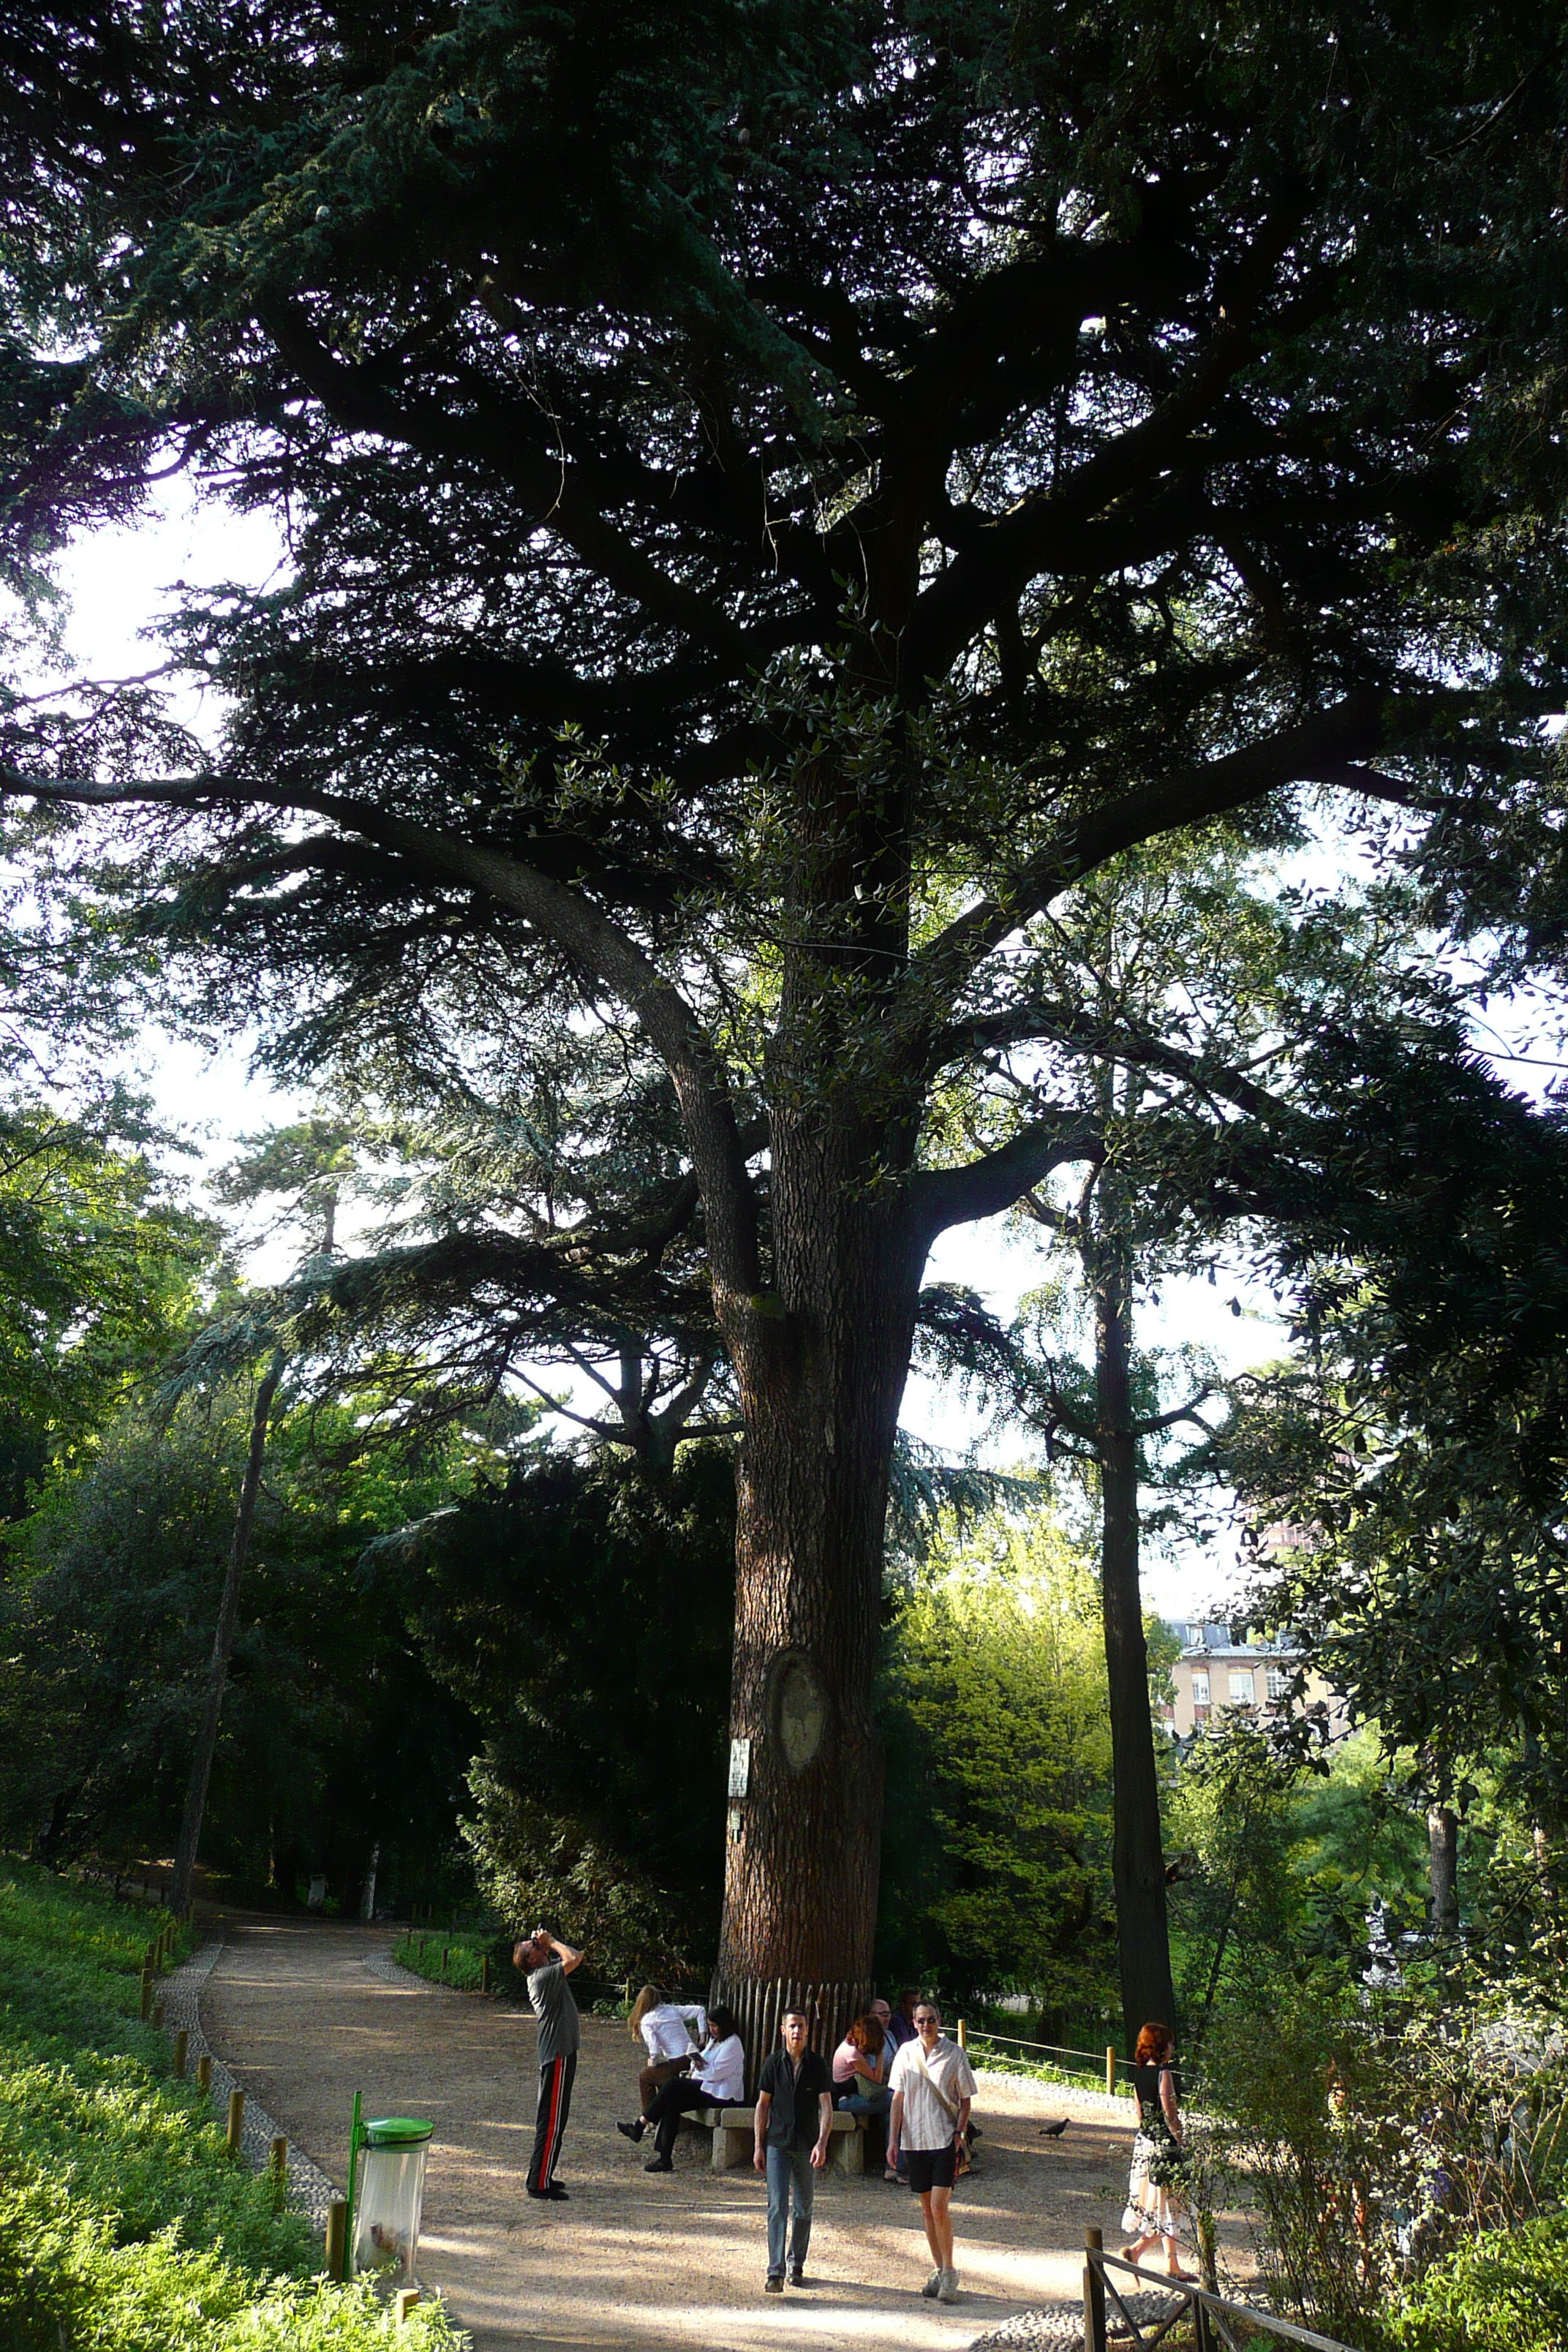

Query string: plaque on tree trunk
774 1654 827 1772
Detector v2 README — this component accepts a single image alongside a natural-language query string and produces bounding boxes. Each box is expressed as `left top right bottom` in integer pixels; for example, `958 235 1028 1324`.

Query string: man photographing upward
514 1925 582 2202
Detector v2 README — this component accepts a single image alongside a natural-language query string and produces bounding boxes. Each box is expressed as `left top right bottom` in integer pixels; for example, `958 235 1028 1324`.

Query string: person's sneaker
764 2274 784 2295
937 2270 960 2303
617 2119 644 2142
921 2269 943 2299
644 2156 674 2173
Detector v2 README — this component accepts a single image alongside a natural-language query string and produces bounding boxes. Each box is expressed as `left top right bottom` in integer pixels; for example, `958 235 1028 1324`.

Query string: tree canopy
5 0 1568 2008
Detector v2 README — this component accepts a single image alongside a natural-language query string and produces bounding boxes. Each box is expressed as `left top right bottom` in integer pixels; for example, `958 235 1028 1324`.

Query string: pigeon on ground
1039 2119 1070 2137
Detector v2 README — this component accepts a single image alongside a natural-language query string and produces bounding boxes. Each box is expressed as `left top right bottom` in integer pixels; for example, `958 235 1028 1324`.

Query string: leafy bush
0 1865 468 2350
1386 2215 1568 2352
1198 1977 1568 2351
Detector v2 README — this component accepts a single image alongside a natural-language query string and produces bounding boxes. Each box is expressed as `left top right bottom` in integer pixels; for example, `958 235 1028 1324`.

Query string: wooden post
197 2053 212 2094
1194 2210 1217 2352
226 2088 245 2155
325 2198 347 2282
957 2017 967 2050
270 2133 288 2189
394 2288 421 2326
139 1969 153 2021
1106 2045 1117 2096
442 1945 448 1977
1083 2225 1107 2352
173 2029 188 2078
480 1956 490 1995
151 2001 165 2032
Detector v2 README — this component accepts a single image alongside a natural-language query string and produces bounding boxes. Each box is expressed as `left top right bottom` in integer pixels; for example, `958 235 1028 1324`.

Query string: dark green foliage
402 1446 736 1975
0 1394 486 1901
1222 1118 1568 1824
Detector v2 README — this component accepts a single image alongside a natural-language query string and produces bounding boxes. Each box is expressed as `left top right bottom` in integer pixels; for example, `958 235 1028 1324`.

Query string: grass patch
965 2035 1135 2097
0 1862 467 2351
392 1929 502 1993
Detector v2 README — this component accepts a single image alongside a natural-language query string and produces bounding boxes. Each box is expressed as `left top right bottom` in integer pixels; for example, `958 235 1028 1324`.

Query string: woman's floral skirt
1121 2130 1187 2242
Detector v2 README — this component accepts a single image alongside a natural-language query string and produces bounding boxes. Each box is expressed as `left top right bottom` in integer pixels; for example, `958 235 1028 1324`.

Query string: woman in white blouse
627 1983 707 2116
619 2005 746 2171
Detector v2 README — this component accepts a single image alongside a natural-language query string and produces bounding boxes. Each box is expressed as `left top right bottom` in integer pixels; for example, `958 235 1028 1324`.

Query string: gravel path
159 1940 338 2225
195 1917 1197 2352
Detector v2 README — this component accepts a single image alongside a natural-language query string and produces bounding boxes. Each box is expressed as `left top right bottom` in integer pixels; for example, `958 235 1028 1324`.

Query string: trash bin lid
363 2116 433 2146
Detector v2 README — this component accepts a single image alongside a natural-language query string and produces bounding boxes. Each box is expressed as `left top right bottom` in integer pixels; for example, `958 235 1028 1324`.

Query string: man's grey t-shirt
527 1960 581 2064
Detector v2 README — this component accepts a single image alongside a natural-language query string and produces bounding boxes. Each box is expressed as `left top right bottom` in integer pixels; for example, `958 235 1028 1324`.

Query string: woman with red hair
1120 2022 1194 2279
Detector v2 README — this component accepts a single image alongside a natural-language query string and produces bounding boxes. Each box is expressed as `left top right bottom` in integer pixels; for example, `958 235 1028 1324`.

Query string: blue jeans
839 2084 892 2118
765 2144 815 2277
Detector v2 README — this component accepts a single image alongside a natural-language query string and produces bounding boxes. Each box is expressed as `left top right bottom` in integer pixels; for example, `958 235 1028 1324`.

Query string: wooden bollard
1083 2225 1107 2352
480 1956 490 1995
442 1944 449 1976
394 2288 421 2325
957 2017 967 2050
197 2052 211 2094
173 2028 188 2078
151 2000 165 2032
325 2198 347 2281
226 2087 245 2155
1106 2046 1117 2096
139 1968 153 2021
270 2133 288 2186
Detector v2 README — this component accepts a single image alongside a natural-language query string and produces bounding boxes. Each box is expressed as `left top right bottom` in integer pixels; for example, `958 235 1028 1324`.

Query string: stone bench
683 2103 865 2175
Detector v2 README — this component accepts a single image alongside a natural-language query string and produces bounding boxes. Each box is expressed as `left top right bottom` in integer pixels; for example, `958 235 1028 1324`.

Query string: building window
1266 1665 1289 1702
1191 1670 1210 1705
1229 1669 1256 1705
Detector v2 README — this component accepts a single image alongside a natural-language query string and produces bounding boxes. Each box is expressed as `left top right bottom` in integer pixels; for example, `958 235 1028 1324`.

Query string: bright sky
41 484 1512 1621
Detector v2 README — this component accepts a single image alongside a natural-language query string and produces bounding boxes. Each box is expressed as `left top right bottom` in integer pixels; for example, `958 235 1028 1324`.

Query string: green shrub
1386 2215 1568 2352
0 1864 469 2351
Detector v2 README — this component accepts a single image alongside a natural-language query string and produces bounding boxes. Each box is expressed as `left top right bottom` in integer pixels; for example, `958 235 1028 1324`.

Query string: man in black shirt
753 2007 833 2291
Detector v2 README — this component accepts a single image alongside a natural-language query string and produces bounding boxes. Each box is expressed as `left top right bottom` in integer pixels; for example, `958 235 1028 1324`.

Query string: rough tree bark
1428 1804 1460 1937
1093 1237 1178 2053
710 1115 929 2081
170 1349 285 1916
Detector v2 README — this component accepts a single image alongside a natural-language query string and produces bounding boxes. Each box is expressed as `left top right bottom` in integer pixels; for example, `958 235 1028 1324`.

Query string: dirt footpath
200 1919 1158 2352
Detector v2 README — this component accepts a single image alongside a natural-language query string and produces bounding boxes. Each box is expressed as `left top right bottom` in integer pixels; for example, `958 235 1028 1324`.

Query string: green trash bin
353 2116 432 2283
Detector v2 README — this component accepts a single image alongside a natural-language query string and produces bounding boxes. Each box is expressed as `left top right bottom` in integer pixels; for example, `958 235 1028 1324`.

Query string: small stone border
969 2289 1185 2351
158 1939 339 2227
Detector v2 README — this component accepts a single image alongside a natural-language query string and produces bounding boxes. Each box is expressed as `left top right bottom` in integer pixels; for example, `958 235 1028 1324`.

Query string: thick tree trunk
1428 1803 1459 1937
712 1128 924 2085
1094 1244 1177 2056
170 1349 284 1916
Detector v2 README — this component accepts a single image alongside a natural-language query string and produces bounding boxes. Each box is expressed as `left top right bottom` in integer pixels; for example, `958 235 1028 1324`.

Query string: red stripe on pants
529 2053 571 2190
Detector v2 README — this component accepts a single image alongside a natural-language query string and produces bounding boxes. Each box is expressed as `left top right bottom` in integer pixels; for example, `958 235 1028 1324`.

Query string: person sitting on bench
628 1983 707 2115
619 2005 745 2170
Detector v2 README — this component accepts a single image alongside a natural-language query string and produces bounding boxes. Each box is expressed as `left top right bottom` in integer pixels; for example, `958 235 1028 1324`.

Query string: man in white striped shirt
887 1999 976 2303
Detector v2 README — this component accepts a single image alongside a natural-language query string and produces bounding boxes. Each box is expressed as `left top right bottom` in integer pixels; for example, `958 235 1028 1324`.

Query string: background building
1161 1622 1347 1740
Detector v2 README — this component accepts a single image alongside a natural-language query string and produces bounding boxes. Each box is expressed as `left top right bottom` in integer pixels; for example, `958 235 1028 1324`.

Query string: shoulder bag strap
913 2048 961 2125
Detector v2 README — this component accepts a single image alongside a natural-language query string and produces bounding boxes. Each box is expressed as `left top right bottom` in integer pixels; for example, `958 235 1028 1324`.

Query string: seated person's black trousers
647 2076 727 2160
